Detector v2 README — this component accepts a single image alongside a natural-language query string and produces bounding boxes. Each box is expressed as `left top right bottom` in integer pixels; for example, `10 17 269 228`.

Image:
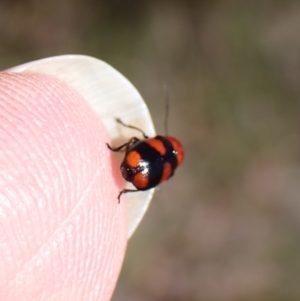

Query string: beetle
106 118 184 203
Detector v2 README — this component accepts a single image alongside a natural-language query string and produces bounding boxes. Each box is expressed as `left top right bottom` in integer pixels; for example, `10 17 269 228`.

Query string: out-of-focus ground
1 0 300 300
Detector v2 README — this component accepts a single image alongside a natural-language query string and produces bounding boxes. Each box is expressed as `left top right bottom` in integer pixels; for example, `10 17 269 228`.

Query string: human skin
0 72 127 301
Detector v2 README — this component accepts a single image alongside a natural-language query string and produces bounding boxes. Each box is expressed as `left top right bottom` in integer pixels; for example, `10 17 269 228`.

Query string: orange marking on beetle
160 162 172 184
165 136 184 165
133 173 149 189
126 150 141 168
145 138 166 155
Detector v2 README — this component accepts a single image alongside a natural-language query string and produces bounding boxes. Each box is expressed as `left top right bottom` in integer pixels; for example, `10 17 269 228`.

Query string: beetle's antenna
116 118 148 139
164 84 170 135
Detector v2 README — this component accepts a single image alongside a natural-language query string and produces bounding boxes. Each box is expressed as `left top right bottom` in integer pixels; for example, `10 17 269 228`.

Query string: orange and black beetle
107 118 184 203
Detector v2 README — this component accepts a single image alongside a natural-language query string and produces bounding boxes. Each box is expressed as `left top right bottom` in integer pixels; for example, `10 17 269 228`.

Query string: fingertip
0 72 127 301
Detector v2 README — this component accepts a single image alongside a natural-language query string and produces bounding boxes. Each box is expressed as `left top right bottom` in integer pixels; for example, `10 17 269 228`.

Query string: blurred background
1 0 300 300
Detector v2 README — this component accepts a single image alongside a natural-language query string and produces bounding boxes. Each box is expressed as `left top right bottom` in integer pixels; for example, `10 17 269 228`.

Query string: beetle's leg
118 188 140 203
116 118 149 139
106 142 129 152
106 137 140 152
